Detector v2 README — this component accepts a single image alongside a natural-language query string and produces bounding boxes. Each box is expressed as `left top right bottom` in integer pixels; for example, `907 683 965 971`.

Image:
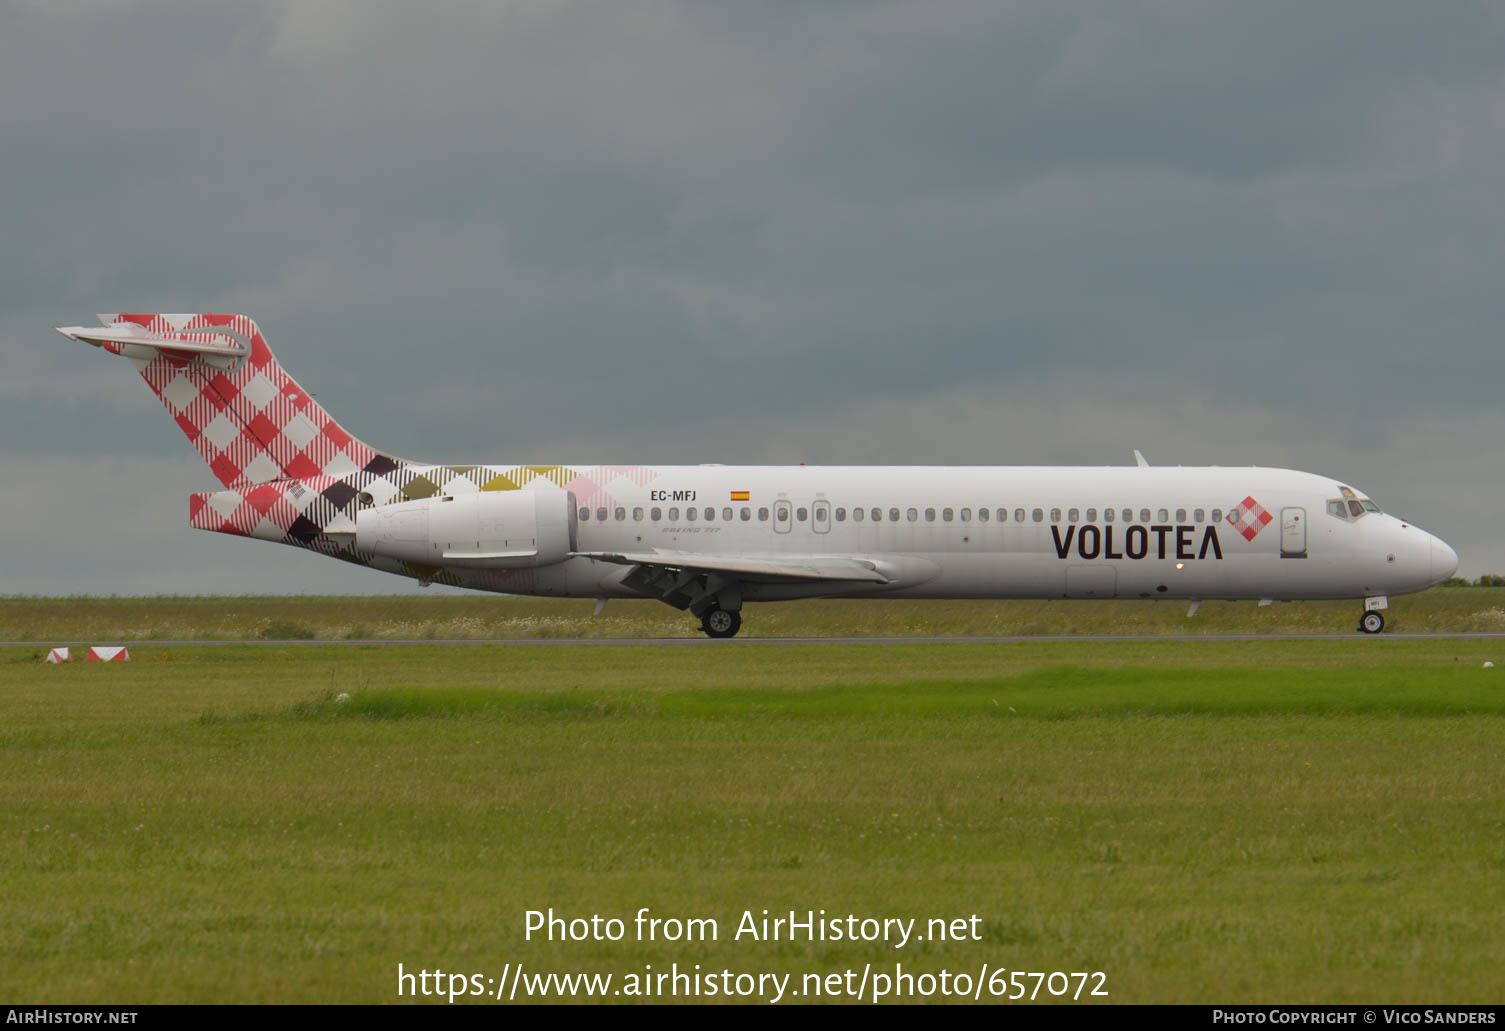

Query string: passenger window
1139 509 1151 523
597 507 608 522
1121 509 1132 523
906 508 918 522
1050 508 1061 522
774 506 788 523
997 508 1007 522
1175 508 1186 522
1156 508 1169 522
651 507 662 521
1032 508 1044 523
1085 508 1097 522
925 508 936 522
835 508 847 522
722 507 732 521
978 508 990 522
872 508 882 522
669 507 680 521
1014 509 1024 523
704 507 714 521
687 507 698 520
1211 508 1221 523
942 508 953 522
1194 508 1205 522
613 507 625 521
632 507 644 521
853 507 864 522
740 507 751 521
1068 508 1080 521
1102 508 1113 523
758 507 769 521
889 508 900 522
960 507 971 522
579 507 590 522
796 507 808 521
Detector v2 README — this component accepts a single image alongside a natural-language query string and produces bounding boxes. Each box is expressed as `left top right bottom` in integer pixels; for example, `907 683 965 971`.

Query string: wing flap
576 550 893 584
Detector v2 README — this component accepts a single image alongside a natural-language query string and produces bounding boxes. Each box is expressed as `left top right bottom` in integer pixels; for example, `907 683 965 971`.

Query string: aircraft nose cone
1431 537 1459 583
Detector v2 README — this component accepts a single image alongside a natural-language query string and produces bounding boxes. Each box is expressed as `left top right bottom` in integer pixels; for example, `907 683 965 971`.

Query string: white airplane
57 314 1459 638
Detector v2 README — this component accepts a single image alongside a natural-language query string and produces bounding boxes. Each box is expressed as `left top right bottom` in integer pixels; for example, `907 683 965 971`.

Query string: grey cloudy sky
4 0 1504 594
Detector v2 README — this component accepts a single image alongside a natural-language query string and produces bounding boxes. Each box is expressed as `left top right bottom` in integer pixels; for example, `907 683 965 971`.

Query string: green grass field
3 624 1504 1004
5 586 1505 641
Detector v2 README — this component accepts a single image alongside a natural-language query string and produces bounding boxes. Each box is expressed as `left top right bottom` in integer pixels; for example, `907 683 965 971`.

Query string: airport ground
7 586 1505 641
2 592 1503 1003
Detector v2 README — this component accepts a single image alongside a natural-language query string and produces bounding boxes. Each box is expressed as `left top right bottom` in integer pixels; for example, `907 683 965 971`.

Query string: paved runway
7 633 1505 647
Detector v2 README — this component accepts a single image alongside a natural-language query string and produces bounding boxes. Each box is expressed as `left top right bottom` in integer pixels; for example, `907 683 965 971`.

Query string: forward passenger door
1280 507 1307 558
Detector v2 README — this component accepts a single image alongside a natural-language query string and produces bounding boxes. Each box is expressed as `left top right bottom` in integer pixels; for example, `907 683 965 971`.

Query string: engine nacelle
355 490 577 568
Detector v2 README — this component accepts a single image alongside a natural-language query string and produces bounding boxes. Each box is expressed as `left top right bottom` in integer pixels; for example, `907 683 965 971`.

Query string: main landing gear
701 605 742 639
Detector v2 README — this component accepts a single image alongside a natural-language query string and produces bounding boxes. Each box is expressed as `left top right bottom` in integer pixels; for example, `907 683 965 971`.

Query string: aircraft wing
576 550 894 584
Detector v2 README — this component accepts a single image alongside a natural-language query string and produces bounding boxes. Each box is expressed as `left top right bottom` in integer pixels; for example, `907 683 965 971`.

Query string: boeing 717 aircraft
57 314 1459 637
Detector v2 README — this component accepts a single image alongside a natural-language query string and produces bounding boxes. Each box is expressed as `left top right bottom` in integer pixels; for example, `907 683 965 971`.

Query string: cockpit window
1335 486 1380 515
1330 490 1382 519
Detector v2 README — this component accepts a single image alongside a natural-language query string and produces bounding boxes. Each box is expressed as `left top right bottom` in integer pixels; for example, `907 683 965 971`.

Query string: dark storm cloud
3 0 1504 591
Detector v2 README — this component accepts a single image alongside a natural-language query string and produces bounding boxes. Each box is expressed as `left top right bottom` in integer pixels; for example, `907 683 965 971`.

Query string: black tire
1360 611 1385 635
701 607 741 639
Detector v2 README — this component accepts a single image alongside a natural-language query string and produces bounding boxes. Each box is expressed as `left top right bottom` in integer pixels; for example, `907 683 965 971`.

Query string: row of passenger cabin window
830 506 1228 524
581 506 763 523
578 505 1229 524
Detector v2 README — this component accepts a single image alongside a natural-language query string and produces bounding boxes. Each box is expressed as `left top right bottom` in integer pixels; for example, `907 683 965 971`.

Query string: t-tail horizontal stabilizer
56 320 250 366
55 313 398 489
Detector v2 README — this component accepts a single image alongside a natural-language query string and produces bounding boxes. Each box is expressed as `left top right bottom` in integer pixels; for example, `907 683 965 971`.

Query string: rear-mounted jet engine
355 490 577 568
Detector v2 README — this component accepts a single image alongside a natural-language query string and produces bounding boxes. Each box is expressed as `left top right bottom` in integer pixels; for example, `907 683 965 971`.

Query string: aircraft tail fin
56 314 401 488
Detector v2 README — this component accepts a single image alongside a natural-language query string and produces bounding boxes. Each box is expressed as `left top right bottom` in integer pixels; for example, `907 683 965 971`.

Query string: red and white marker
45 647 73 663
85 646 130 662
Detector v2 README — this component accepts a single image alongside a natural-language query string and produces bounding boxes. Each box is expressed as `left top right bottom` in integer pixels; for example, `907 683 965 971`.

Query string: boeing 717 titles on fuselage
56 314 1458 637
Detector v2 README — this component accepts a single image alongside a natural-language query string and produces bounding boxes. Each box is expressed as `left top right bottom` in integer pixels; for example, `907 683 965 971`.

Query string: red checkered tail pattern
56 314 395 488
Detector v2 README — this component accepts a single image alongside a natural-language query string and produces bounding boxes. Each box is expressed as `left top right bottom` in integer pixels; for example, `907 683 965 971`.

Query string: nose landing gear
1359 610 1385 634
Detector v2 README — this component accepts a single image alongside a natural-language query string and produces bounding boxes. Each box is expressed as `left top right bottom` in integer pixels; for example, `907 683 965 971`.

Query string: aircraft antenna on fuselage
1133 449 1150 468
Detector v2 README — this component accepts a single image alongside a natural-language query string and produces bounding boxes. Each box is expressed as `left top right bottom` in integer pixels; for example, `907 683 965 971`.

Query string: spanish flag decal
730 490 750 501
